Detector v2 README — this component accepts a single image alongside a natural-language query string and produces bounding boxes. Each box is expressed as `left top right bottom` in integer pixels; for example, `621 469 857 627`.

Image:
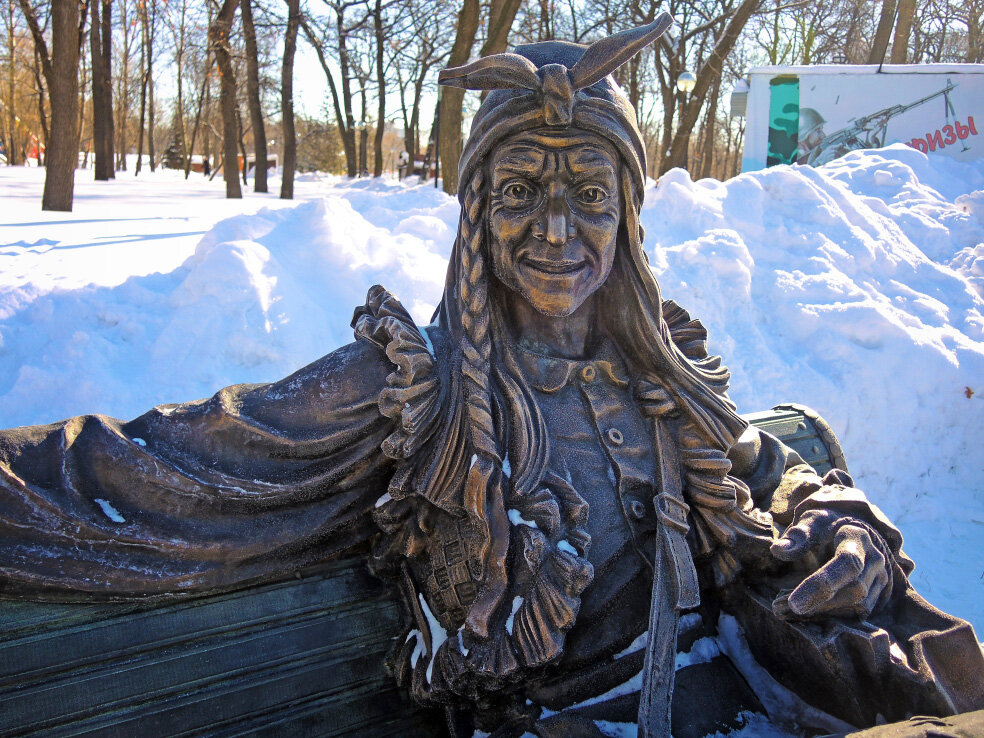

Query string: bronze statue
1 17 982 738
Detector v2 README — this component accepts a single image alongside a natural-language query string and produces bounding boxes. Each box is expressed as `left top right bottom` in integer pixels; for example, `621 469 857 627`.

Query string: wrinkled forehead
488 129 620 178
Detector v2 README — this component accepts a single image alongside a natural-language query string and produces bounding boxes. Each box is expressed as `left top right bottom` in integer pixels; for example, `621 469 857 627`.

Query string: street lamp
676 71 696 172
676 71 696 95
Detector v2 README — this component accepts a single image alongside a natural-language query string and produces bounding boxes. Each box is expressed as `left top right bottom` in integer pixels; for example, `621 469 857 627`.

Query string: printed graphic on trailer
796 73 979 165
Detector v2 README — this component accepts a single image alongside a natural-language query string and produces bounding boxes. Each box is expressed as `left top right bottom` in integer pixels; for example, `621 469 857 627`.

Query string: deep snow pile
0 169 457 422
644 145 984 627
0 146 982 634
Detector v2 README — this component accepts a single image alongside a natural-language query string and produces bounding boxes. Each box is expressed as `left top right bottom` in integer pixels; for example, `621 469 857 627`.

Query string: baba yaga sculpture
2 16 983 738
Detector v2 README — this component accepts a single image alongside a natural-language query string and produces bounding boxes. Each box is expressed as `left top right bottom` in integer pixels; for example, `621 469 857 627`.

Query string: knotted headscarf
439 13 673 200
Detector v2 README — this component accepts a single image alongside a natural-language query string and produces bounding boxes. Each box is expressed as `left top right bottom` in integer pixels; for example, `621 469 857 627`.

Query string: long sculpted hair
373 152 774 705
420 158 773 620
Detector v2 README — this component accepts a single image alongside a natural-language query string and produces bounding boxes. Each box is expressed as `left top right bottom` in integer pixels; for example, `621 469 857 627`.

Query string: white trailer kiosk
738 64 984 172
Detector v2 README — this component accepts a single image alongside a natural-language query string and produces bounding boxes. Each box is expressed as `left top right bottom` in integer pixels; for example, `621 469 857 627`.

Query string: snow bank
0 176 456 425
643 144 984 625
0 146 981 633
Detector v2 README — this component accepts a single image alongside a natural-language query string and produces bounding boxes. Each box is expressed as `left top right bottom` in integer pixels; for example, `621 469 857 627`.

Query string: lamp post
676 71 696 172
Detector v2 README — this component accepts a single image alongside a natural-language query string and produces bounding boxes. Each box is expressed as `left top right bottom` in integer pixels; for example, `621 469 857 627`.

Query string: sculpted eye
575 186 608 205
503 181 537 204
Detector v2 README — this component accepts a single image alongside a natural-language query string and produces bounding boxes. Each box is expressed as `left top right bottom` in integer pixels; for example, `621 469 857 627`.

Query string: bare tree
302 2 370 178
301 14 351 176
890 0 916 62
241 0 267 192
281 0 299 198
135 0 159 174
114 0 140 171
18 0 84 210
954 0 984 62
184 55 214 178
391 0 454 177
89 0 114 180
371 0 386 177
3 1 22 165
209 0 241 198
437 0 479 194
867 0 897 63
165 0 193 173
659 0 762 175
439 0 522 195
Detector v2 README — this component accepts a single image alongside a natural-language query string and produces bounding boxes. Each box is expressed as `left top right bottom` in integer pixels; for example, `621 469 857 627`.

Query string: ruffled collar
511 339 629 393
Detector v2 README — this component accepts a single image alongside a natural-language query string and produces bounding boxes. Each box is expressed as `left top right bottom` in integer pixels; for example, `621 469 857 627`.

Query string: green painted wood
744 404 846 476
0 558 445 737
0 405 844 738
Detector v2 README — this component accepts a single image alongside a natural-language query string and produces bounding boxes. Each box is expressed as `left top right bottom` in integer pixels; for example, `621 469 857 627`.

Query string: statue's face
487 131 621 317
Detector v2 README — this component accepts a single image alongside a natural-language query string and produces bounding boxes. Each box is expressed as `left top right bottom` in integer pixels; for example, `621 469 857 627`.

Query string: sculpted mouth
523 258 586 275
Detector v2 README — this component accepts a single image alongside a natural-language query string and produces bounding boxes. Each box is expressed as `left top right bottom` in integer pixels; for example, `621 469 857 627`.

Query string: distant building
735 64 984 172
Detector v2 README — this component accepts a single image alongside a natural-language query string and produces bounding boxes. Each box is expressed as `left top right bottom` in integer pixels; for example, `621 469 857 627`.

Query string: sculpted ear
568 12 674 90
438 53 540 92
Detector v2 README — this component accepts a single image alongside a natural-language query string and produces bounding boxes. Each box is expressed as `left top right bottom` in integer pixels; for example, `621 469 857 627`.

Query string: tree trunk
42 1 80 211
241 0 267 193
409 70 430 177
101 0 114 175
968 10 982 63
185 60 212 179
299 17 354 177
89 0 108 179
438 0 481 195
358 85 368 175
3 3 17 165
236 105 249 184
173 0 187 173
280 0 299 199
657 87 674 172
337 8 358 177
372 0 384 178
115 0 132 172
148 46 156 172
867 0 898 64
483 0 522 55
890 0 915 63
136 2 148 175
660 0 760 175
395 64 412 173
78 47 89 164
32 48 48 162
438 0 520 194
699 77 720 180
18 0 51 165
210 0 242 198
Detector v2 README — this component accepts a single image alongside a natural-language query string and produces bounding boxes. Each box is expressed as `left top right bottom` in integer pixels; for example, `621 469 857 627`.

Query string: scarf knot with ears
438 13 674 198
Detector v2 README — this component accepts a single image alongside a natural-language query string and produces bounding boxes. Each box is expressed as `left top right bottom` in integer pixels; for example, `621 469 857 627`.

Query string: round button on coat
629 500 646 519
581 365 596 382
607 428 624 445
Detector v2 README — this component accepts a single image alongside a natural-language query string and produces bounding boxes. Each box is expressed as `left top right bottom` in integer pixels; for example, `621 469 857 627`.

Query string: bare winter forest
1 0 981 211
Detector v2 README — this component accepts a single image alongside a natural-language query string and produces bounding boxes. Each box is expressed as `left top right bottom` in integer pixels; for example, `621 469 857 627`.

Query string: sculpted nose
544 195 571 248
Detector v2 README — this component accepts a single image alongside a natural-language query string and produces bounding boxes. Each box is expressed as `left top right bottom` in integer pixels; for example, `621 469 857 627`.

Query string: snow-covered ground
1 147 982 643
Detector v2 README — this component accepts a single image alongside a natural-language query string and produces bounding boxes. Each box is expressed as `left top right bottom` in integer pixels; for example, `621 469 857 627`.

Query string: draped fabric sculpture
2 16 983 738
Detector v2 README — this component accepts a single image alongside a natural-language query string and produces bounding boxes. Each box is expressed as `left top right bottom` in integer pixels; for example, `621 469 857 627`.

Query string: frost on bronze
1 16 982 738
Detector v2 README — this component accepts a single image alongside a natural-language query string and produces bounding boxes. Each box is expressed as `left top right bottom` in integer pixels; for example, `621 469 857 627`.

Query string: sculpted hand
770 510 893 620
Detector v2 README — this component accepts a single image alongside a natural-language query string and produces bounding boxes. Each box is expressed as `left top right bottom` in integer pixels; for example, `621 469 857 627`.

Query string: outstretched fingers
785 525 889 619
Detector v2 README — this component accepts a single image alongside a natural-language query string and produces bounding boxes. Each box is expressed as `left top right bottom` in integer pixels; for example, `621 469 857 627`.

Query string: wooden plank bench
0 405 847 737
